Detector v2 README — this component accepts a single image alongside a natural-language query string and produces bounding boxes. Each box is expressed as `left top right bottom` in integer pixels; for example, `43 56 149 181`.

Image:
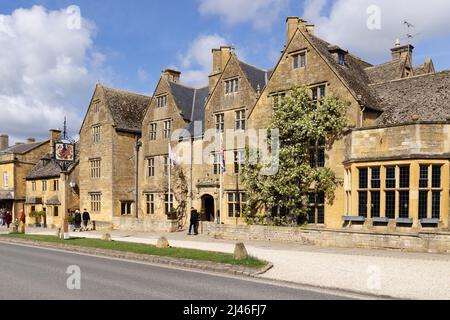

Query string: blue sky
1 0 450 142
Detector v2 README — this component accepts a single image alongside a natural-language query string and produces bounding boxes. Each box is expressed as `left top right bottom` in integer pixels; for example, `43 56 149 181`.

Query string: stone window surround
149 123 158 141
227 191 246 218
350 162 445 224
91 124 101 144
156 94 168 108
89 158 101 179
89 193 102 213
3 171 8 188
270 91 287 110
92 99 100 113
145 193 155 215
224 77 239 96
292 50 307 69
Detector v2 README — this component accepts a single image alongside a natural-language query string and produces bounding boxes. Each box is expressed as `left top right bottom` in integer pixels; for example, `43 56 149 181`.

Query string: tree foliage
241 86 348 226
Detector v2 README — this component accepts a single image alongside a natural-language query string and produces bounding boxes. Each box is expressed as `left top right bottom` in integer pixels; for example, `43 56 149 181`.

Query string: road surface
0 242 357 300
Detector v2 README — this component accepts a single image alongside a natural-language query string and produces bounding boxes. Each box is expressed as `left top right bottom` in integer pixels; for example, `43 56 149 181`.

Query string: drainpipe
360 106 366 128
134 136 142 219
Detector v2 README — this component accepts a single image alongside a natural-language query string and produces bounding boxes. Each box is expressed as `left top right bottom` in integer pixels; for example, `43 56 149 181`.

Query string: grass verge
0 233 267 269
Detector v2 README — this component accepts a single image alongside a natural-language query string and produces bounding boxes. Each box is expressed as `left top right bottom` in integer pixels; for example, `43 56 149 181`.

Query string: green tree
242 86 348 226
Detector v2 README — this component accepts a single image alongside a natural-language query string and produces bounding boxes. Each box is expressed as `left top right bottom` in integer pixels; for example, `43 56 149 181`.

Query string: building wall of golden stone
79 86 115 222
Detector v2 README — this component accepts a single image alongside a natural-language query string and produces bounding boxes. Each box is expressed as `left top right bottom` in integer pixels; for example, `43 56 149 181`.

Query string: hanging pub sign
55 142 75 162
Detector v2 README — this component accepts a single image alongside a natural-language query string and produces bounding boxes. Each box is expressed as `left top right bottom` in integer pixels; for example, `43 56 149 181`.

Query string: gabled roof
101 86 152 133
0 140 48 155
26 143 80 180
168 82 209 137
365 58 407 84
238 60 272 92
414 60 435 76
371 71 450 125
305 33 383 111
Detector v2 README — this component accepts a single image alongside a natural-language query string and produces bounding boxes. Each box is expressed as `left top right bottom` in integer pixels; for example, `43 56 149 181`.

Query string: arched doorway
201 195 215 222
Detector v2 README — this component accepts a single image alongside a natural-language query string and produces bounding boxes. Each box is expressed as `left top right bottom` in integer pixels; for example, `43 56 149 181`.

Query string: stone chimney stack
50 129 62 155
162 69 181 83
0 134 9 151
391 40 414 62
286 17 300 45
209 46 232 91
286 17 314 45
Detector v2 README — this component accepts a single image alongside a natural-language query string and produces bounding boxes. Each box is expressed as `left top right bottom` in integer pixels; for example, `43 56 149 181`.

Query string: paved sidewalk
2 226 450 300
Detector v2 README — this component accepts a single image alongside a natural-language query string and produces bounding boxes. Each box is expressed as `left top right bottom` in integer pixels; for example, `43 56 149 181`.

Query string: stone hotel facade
75 17 450 233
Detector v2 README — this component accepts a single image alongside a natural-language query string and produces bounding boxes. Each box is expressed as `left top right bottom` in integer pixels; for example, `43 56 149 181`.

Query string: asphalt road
0 242 353 300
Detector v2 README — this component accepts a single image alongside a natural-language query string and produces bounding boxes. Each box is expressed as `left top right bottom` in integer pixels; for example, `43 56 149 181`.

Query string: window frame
235 109 246 131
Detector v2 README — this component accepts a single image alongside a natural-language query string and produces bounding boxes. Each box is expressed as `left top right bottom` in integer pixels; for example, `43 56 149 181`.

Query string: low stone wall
112 217 178 233
203 223 450 254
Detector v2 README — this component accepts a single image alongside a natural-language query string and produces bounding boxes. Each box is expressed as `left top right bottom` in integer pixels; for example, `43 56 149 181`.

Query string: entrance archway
201 195 215 222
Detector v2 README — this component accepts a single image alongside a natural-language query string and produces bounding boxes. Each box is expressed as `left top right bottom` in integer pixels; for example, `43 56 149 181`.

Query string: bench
372 217 390 224
420 218 440 225
342 216 366 223
396 218 413 225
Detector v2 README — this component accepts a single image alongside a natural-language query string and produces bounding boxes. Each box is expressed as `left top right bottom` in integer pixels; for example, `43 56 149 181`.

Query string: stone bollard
156 237 170 249
101 233 112 241
234 242 249 260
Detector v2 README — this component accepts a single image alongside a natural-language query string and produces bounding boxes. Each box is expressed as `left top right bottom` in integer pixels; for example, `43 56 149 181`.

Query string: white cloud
177 34 229 87
137 67 150 83
198 0 289 30
0 5 105 143
302 0 450 63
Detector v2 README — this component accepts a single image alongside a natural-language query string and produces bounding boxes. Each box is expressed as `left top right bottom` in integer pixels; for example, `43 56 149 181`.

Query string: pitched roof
371 71 450 125
168 82 209 137
0 140 48 155
26 143 80 180
414 60 435 76
305 33 383 111
365 58 407 84
238 60 271 92
101 86 152 132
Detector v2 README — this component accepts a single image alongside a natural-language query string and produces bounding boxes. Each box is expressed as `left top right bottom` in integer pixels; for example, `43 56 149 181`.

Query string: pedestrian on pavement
0 209 5 226
188 208 199 236
82 209 91 231
74 210 82 231
5 211 12 229
19 209 26 234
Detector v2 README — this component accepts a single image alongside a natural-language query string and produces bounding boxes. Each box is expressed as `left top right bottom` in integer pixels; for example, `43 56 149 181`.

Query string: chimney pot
0 134 9 151
162 69 181 83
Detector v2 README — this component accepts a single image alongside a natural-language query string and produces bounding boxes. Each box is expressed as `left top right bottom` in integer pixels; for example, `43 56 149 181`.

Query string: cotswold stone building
80 17 450 233
25 135 80 228
79 84 151 224
0 134 51 220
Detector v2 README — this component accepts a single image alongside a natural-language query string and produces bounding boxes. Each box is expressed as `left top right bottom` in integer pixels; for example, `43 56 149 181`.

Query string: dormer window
157 95 168 108
225 79 239 95
293 52 306 69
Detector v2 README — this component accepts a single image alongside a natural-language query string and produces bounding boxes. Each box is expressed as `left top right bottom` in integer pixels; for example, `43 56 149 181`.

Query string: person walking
82 209 91 231
0 209 5 226
19 209 26 233
74 210 82 231
5 211 12 229
188 208 199 236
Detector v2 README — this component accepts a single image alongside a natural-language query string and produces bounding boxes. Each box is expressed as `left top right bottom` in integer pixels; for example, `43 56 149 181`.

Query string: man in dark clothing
74 210 82 231
5 211 12 229
188 209 199 235
82 209 91 231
